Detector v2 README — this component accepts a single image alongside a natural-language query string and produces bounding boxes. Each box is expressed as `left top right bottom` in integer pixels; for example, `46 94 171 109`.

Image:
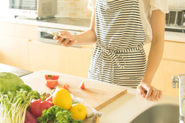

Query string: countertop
99 87 179 123
0 17 91 31
0 17 185 43
0 63 33 77
21 70 179 123
165 31 185 43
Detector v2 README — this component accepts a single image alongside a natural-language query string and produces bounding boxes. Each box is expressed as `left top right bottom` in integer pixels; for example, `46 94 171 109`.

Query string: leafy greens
0 72 24 94
0 89 40 123
37 105 83 123
0 72 40 123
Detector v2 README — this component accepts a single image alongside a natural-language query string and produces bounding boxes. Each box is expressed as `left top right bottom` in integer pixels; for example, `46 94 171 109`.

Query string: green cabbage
0 72 27 94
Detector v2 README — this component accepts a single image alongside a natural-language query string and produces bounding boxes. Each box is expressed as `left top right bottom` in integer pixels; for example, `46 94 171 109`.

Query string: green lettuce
0 72 25 94
0 72 40 99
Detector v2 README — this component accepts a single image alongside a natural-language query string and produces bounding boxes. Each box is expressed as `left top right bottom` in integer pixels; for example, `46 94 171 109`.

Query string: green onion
0 89 39 123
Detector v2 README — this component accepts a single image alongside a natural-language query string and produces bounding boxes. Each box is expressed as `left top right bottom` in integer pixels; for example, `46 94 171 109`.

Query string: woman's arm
137 10 166 101
54 8 97 46
73 8 97 45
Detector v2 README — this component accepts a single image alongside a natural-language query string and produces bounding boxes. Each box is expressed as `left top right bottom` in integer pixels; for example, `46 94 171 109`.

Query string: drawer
0 22 29 39
163 41 185 62
144 41 185 62
28 25 38 40
29 41 93 78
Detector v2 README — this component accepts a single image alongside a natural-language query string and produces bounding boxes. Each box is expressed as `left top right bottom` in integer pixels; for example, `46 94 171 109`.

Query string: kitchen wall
56 0 184 18
168 0 185 10
56 0 92 19
57 0 185 18
0 0 9 17
0 0 92 19
0 0 184 19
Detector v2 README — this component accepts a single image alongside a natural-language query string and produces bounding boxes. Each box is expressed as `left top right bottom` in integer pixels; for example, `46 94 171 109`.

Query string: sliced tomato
45 75 59 80
63 83 69 90
79 81 85 89
45 80 58 89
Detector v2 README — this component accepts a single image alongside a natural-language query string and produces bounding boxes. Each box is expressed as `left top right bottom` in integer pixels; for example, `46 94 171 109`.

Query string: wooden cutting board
21 70 127 111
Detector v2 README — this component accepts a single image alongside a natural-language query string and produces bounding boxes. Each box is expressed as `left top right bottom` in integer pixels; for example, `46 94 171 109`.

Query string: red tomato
79 81 85 89
45 80 58 89
45 75 59 80
63 83 69 90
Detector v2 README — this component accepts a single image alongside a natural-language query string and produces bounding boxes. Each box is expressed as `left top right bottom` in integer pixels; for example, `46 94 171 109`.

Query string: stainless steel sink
130 104 179 123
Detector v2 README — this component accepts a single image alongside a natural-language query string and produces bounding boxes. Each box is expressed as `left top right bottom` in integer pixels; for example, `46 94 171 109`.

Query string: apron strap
96 42 144 69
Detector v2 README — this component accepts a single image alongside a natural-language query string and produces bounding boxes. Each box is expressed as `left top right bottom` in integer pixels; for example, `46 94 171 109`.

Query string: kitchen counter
0 63 33 77
165 31 185 43
21 70 179 123
99 87 179 123
0 17 185 43
0 17 91 31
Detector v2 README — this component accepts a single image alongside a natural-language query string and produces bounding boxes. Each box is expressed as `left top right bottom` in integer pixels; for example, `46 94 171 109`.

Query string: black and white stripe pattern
88 0 146 88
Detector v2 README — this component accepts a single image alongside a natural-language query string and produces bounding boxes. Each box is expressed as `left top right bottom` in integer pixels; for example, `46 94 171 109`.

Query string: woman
54 0 169 101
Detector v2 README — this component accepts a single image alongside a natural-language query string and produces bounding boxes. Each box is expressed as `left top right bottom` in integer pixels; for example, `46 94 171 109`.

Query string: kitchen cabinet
0 22 38 70
29 41 93 78
0 35 29 70
0 21 93 78
143 41 185 97
152 60 185 97
0 22 29 38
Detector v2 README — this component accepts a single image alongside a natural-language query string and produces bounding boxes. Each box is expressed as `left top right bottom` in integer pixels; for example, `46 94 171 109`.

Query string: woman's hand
53 30 76 47
137 82 162 101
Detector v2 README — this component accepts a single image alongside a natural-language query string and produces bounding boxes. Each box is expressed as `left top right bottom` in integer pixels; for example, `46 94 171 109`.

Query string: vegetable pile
0 73 90 123
0 72 40 123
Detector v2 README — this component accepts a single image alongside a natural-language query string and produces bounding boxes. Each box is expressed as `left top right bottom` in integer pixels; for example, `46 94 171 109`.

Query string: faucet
172 73 185 123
